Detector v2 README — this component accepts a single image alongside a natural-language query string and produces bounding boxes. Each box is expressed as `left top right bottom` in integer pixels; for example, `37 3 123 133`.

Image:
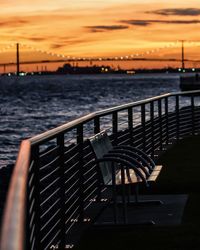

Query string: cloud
147 8 200 16
122 19 200 27
50 44 66 49
50 38 97 49
28 37 47 42
0 19 29 27
123 20 150 26
85 25 129 32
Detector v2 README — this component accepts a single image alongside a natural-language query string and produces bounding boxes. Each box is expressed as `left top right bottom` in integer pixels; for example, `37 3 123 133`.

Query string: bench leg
112 165 128 224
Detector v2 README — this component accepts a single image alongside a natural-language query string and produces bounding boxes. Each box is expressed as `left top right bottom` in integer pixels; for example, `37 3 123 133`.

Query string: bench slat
147 165 163 182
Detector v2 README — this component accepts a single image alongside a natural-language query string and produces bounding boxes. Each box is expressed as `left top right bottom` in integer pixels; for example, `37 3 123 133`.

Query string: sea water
0 73 180 167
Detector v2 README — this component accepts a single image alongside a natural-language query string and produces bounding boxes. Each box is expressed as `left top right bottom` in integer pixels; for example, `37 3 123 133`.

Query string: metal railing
1 90 200 250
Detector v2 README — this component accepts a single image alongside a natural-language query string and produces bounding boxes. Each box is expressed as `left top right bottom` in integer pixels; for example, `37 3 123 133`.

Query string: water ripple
0 74 180 167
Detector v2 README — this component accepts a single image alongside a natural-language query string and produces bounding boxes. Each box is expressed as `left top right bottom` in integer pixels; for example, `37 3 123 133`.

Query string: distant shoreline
1 68 199 77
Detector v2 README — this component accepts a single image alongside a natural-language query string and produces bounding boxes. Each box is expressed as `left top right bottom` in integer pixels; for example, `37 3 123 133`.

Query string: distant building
56 63 112 74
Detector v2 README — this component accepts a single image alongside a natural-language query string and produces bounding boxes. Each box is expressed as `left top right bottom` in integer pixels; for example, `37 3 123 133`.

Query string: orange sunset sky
0 0 200 70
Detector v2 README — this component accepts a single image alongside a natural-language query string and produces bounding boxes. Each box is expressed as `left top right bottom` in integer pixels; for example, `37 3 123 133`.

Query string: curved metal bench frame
89 130 163 224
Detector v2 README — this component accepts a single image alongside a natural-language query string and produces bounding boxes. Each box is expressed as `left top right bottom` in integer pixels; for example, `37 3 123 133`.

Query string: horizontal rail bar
29 93 179 146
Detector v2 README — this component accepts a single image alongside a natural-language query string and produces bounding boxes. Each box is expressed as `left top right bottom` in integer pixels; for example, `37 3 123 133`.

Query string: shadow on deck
76 135 200 250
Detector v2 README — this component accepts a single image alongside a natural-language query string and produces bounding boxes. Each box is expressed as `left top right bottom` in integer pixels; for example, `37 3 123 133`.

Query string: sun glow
0 0 200 71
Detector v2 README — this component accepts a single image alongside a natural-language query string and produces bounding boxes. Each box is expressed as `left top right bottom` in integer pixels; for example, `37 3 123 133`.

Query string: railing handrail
30 90 200 146
1 88 200 250
0 140 31 250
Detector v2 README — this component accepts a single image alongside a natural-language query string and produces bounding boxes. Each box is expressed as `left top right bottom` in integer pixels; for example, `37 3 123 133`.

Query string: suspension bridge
0 40 200 75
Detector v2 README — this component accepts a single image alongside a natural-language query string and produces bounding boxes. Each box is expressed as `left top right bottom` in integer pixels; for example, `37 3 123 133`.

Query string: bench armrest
96 156 148 186
103 152 150 177
108 148 153 172
114 145 155 168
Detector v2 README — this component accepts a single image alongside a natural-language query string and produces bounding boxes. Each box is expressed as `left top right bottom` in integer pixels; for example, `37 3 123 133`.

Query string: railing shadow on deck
1 89 200 250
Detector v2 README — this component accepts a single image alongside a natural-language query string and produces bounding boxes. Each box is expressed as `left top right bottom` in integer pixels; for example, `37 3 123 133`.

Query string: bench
89 130 163 224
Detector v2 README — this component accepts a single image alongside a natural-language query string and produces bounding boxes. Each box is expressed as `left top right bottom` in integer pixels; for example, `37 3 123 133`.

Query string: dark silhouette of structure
16 43 20 76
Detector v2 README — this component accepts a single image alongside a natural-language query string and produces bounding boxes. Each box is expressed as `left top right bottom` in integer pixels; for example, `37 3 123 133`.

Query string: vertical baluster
94 116 100 134
77 124 84 222
57 134 66 249
191 95 195 136
127 108 133 204
128 107 133 145
93 117 101 201
26 182 30 250
26 159 34 250
31 145 42 250
150 101 155 159
165 97 169 145
141 104 146 152
112 112 118 145
176 95 180 140
158 99 162 151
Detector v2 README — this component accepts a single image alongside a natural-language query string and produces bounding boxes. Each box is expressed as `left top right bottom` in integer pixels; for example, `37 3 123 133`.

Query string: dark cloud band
0 19 28 27
122 19 200 27
147 8 200 16
85 25 129 32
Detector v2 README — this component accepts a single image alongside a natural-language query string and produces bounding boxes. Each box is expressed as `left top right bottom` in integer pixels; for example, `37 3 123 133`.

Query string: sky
0 0 200 69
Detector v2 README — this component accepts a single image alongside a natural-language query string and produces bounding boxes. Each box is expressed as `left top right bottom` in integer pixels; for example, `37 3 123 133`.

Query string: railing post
26 185 31 250
93 117 102 201
128 107 133 145
31 145 42 250
141 104 146 152
94 116 100 134
165 97 169 145
158 99 163 151
191 95 195 136
176 95 180 140
150 101 155 159
77 124 84 222
112 112 118 145
57 134 66 249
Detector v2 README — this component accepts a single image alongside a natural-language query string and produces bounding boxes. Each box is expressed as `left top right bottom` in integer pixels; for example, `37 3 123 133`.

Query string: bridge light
192 68 195 71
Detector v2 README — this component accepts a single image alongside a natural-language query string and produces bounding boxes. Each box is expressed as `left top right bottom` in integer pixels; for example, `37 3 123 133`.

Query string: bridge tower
181 40 185 71
16 43 20 76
